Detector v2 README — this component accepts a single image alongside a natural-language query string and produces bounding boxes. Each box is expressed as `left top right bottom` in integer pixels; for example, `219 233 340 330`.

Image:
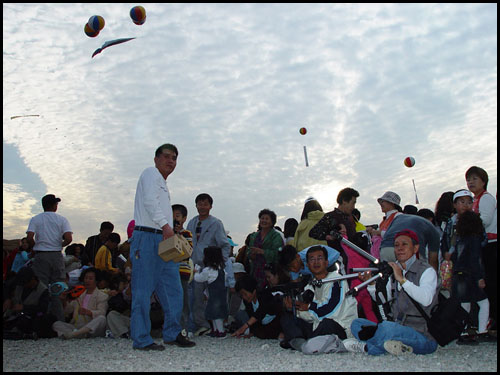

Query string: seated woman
232 275 283 340
245 209 284 289
52 267 108 339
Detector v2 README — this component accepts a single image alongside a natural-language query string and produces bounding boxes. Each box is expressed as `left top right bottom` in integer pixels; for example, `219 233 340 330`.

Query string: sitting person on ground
278 244 341 281
291 197 328 252
246 209 284 290
64 243 83 274
3 266 57 339
82 221 114 266
94 232 121 274
52 267 109 339
344 229 439 356
232 274 284 340
279 245 358 351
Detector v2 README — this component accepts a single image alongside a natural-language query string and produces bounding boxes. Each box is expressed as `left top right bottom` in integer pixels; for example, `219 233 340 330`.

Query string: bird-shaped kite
92 37 136 58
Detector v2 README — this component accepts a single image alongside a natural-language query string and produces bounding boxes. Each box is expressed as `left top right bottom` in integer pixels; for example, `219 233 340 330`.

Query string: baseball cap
232 262 246 274
394 229 419 244
42 194 61 207
453 189 473 202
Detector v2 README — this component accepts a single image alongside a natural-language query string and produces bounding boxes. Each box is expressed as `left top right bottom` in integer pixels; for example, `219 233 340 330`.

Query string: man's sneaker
165 332 196 348
215 331 227 339
194 327 210 336
342 338 367 354
457 334 478 345
383 340 413 355
134 343 165 351
476 332 497 343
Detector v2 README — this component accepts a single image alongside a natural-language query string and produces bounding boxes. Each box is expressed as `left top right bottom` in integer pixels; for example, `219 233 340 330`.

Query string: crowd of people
3 143 497 357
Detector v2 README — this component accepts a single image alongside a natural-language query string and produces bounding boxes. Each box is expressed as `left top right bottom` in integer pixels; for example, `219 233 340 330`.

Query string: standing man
26 194 72 322
130 144 195 351
187 193 235 336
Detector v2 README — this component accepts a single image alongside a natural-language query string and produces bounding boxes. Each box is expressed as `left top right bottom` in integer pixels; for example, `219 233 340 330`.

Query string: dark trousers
482 241 497 326
280 312 346 341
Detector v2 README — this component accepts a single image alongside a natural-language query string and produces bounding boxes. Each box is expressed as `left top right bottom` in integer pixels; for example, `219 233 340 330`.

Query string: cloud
3 3 497 247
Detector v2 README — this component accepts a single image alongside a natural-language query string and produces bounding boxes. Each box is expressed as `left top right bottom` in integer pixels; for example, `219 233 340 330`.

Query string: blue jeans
351 318 438 355
130 231 183 348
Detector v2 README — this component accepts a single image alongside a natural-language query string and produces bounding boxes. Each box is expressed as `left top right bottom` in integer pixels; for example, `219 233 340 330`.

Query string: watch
400 278 407 286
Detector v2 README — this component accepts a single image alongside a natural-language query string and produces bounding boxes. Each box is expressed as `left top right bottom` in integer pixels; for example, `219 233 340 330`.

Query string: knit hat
377 191 401 207
394 229 419 244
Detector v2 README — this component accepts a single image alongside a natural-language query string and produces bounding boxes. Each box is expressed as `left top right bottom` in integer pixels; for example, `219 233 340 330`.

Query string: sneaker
476 332 497 343
383 340 413 355
279 340 294 350
194 327 210 336
457 334 478 345
216 331 227 339
105 330 115 339
165 332 196 348
134 343 165 351
342 338 367 354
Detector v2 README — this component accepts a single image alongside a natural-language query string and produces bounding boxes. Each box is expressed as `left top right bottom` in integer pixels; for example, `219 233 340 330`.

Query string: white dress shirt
133 166 173 230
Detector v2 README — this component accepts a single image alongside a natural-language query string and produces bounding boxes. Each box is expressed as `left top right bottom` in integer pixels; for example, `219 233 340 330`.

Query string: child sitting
194 246 228 338
94 233 121 274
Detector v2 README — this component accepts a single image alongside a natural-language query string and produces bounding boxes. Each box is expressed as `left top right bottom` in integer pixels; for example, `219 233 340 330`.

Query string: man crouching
344 229 439 355
279 245 358 353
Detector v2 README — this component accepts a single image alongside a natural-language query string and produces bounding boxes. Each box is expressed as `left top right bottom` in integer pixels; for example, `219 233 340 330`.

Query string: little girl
194 246 228 338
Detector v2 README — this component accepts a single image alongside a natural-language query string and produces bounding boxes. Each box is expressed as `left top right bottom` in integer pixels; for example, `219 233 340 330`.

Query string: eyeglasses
308 256 325 262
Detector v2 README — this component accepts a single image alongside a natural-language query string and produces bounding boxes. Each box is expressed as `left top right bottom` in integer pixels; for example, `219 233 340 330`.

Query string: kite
87 15 105 32
10 114 40 120
130 6 146 25
299 127 309 167
92 37 136 58
84 23 99 38
404 156 415 168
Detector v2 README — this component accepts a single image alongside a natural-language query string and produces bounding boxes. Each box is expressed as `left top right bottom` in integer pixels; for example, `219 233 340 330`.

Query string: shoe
383 340 413 355
165 332 196 348
215 331 227 339
280 340 294 350
120 333 130 339
476 332 497 343
207 330 218 338
105 330 115 339
457 334 478 345
194 327 210 336
342 338 367 354
134 343 165 351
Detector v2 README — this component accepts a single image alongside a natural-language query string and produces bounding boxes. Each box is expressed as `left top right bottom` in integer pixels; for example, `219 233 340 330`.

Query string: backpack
406 291 470 346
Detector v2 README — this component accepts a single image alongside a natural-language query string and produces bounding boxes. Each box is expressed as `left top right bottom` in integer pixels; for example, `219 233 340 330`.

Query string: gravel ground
2 335 497 372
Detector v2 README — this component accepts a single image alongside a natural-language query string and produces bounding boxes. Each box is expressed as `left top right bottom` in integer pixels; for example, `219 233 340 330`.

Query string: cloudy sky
3 3 497 249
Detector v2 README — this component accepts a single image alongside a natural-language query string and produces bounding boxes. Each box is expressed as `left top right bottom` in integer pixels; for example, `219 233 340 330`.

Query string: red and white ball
404 156 415 168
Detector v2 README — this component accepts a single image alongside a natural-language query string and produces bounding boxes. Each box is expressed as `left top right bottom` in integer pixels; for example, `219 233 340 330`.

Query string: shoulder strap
404 290 431 323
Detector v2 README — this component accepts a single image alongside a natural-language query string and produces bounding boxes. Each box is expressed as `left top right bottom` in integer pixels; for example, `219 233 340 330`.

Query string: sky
3 3 497 250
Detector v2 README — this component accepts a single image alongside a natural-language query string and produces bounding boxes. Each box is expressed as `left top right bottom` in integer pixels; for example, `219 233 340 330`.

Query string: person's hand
358 271 373 282
162 224 175 241
325 235 334 242
232 324 249 338
79 307 92 317
108 290 118 297
388 262 404 283
478 279 486 289
295 301 309 312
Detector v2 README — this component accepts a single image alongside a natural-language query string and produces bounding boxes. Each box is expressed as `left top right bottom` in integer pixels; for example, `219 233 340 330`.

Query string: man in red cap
343 229 440 356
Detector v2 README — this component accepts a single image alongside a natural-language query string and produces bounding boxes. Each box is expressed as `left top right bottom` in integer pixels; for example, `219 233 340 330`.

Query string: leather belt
134 226 163 234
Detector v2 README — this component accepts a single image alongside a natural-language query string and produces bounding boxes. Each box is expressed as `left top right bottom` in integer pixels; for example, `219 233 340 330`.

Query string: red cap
394 229 419 244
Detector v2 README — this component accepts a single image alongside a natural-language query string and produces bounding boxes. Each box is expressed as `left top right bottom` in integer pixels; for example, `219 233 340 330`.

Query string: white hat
453 189 473 202
232 262 246 274
377 191 401 207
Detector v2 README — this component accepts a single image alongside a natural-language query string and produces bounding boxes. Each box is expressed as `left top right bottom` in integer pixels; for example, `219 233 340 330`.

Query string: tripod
309 229 394 296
